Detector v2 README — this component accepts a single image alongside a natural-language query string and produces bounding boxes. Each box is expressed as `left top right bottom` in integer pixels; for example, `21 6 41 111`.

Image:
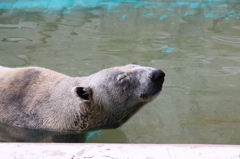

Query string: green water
0 0 240 144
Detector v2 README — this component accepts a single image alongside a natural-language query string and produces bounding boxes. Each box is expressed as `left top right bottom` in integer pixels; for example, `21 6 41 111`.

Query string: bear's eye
116 73 129 83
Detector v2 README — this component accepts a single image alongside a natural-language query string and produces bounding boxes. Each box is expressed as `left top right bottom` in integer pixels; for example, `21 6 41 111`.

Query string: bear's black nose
150 69 165 84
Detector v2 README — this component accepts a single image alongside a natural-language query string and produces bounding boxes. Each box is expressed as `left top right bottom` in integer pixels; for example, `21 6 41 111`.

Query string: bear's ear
72 87 92 102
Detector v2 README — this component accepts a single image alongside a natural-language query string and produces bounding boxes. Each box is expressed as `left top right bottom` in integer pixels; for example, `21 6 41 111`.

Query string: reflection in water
0 122 86 142
0 0 240 144
0 122 128 143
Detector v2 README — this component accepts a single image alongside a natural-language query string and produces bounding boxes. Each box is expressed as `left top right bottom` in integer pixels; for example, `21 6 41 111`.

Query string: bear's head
72 64 165 132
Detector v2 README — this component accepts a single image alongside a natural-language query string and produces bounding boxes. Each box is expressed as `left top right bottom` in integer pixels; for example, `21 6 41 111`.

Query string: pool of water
0 0 240 144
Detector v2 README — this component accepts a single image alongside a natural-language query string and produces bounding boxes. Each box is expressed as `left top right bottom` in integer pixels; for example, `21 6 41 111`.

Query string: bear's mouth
140 68 165 102
140 81 163 102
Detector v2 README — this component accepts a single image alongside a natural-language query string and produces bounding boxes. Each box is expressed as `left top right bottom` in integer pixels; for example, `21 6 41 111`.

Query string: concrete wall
1 143 240 159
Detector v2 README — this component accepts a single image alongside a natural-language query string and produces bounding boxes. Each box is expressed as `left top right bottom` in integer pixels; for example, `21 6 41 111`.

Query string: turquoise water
0 0 240 144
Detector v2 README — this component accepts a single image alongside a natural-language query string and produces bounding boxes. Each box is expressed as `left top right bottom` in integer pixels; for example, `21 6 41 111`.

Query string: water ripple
212 36 240 44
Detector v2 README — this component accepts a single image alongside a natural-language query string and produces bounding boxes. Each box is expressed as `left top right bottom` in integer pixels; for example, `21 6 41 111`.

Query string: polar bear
0 65 165 132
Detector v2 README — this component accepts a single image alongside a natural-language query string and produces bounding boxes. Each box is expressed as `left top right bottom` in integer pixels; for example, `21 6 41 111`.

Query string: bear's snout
150 69 165 85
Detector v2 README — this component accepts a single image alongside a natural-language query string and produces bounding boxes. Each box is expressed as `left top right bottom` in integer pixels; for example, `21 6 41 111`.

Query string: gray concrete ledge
1 143 240 159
